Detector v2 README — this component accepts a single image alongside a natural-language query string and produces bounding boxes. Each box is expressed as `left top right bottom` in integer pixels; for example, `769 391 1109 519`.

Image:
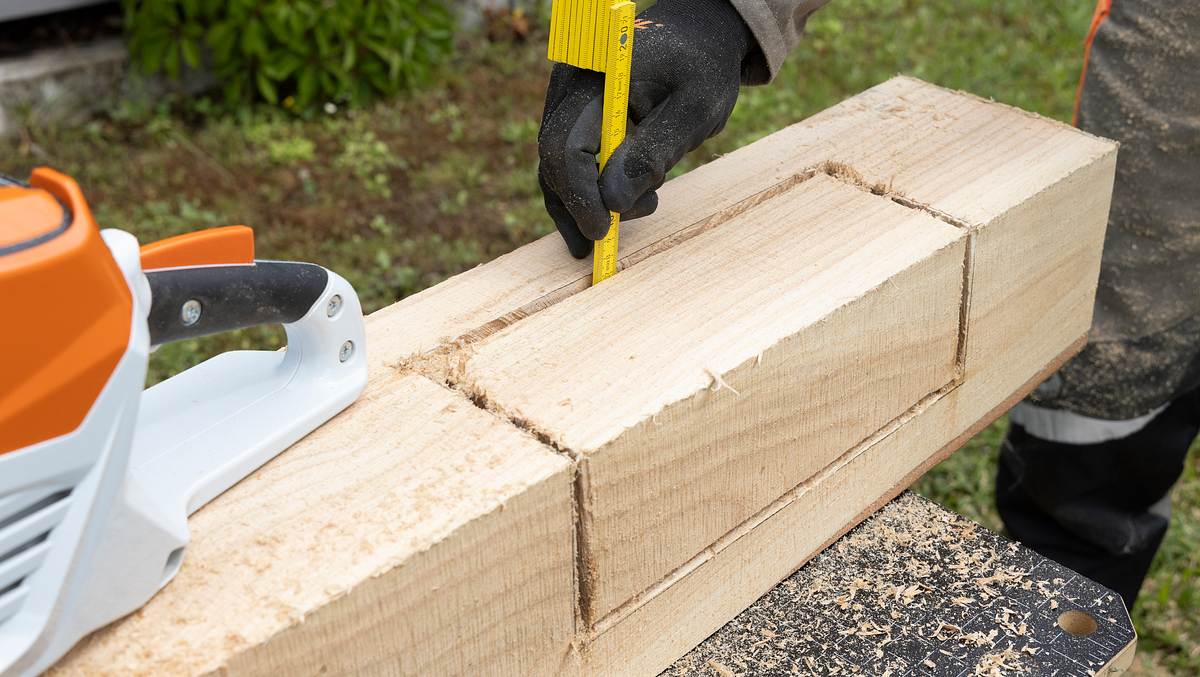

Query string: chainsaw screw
326 294 343 318
339 340 355 363
181 299 202 326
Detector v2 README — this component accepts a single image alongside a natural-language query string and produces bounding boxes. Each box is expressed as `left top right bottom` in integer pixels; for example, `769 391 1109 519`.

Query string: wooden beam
580 81 1118 673
52 77 1116 676
442 79 1116 636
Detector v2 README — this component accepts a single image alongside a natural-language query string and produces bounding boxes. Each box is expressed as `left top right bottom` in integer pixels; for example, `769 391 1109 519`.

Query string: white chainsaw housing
0 230 367 676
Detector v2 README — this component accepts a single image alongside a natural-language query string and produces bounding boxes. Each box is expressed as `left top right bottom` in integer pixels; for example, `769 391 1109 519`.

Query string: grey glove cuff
730 0 833 84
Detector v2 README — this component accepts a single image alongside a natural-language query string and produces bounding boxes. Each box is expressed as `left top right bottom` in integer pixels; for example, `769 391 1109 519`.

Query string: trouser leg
996 390 1200 610
1031 0 1200 420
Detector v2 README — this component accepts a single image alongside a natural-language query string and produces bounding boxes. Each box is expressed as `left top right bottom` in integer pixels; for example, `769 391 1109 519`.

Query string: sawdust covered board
665 492 1137 676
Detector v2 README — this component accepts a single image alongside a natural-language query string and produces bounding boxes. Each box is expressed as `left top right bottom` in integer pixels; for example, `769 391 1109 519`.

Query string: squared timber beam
53 77 1117 676
581 79 1118 674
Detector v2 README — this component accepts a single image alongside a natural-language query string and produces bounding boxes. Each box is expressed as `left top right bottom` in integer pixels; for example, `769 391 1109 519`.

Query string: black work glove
538 0 755 258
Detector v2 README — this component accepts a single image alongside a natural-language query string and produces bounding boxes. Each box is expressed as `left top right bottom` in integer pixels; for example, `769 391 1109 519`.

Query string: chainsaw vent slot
0 582 28 626
0 487 72 627
0 487 70 532
0 578 19 598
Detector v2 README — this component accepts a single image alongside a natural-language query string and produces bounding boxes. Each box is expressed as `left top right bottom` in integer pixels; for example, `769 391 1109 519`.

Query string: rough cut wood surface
460 175 966 621
52 77 1117 677
584 338 1087 677
51 374 575 676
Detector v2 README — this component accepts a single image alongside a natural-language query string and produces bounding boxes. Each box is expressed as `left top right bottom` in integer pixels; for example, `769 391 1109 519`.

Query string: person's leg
996 0 1200 614
996 390 1200 609
1032 1 1200 421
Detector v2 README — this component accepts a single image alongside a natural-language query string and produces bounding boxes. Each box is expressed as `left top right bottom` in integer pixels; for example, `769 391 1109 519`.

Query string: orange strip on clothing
1074 0 1113 126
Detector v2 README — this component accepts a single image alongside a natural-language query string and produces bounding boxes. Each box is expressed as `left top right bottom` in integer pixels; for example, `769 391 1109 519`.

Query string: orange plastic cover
141 225 254 270
0 168 132 455
0 185 66 249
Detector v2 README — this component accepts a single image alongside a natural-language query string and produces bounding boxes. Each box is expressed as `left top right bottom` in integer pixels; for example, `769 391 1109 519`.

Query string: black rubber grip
146 261 329 346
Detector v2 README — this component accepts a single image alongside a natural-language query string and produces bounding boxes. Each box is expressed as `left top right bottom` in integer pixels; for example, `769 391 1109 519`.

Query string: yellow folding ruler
548 0 636 285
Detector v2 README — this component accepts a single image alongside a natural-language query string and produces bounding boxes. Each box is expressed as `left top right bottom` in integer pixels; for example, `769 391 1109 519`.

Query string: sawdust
818 160 971 231
661 493 1134 676
390 334 576 459
704 368 741 397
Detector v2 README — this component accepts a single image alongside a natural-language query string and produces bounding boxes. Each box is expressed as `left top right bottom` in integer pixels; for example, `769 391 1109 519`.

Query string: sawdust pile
662 493 1133 676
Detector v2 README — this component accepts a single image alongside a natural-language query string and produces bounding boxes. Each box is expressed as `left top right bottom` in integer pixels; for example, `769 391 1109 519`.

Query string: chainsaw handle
145 261 329 347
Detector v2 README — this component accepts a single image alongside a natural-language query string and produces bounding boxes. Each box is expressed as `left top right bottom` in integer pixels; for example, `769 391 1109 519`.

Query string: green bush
123 0 454 110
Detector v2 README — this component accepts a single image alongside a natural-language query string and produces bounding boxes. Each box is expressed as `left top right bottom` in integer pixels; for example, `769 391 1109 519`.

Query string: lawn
4 0 1196 672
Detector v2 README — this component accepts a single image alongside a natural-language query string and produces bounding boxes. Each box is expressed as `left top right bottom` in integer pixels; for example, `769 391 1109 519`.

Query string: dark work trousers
996 0 1200 612
997 392 1199 610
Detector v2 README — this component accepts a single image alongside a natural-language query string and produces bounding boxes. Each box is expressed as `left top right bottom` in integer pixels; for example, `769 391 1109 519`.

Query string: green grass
676 0 1092 173
4 1 1196 671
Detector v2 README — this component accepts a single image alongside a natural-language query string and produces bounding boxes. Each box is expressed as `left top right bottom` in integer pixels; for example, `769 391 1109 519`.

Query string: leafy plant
334 129 404 197
244 120 318 164
123 0 454 110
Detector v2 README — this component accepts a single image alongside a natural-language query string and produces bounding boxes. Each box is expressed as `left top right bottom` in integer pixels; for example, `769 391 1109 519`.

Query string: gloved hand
538 0 755 258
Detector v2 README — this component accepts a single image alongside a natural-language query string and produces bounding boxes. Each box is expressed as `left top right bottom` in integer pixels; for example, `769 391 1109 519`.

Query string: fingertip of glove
546 195 594 259
599 172 637 215
557 222 593 258
577 212 613 241
624 190 659 221
567 240 593 259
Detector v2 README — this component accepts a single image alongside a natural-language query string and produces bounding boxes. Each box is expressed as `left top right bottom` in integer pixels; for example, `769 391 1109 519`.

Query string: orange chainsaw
0 168 367 675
